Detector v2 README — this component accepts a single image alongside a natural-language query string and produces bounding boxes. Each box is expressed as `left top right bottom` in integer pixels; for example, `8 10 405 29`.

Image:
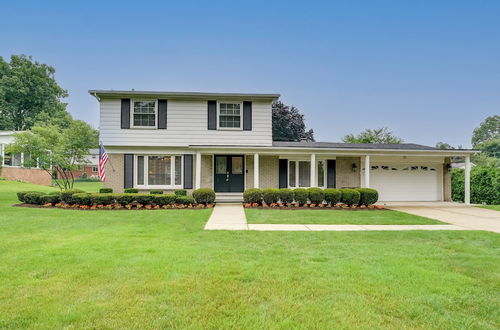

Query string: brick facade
201 155 213 189
1 167 52 186
336 157 361 188
103 154 125 192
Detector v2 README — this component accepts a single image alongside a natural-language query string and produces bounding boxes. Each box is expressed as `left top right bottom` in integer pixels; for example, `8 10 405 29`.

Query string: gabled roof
89 90 280 101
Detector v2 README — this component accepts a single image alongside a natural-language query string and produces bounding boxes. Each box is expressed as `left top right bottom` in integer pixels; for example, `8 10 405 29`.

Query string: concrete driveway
385 202 500 233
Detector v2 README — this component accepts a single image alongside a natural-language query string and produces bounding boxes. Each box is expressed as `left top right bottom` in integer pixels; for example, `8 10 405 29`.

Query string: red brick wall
1 167 52 186
54 166 98 179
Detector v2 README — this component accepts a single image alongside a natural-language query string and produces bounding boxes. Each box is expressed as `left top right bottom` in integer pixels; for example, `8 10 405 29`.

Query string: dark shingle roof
272 141 440 150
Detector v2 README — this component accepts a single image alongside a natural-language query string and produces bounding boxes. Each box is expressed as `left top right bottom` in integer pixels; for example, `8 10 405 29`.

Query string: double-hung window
135 155 183 188
132 100 156 128
218 102 242 129
288 160 326 188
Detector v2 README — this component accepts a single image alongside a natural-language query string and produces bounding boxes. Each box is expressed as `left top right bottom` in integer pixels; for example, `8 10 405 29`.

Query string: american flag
98 143 109 182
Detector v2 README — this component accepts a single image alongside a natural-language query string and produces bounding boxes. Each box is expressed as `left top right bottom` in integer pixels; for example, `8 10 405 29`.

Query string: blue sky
1 0 499 147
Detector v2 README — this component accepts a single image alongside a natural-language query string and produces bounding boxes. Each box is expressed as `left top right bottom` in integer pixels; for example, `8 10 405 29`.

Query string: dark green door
214 155 244 192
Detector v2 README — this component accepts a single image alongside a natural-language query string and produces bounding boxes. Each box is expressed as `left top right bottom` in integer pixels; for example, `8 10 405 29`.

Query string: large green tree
342 127 403 144
471 115 500 147
6 121 98 190
0 55 71 130
272 101 314 141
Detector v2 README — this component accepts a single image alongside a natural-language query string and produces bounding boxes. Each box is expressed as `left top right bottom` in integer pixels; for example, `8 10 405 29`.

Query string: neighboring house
0 131 52 185
90 90 476 203
53 148 100 179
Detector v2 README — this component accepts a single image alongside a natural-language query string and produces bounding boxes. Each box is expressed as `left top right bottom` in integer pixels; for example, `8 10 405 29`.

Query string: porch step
216 193 244 203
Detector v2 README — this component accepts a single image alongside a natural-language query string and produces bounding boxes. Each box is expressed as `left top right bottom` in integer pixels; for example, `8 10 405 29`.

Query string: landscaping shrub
73 193 92 206
279 188 294 204
99 188 113 193
357 188 379 206
452 167 500 205
176 195 195 205
307 187 324 205
262 188 280 204
293 188 308 205
193 188 216 204
91 193 115 205
135 194 154 205
115 194 137 206
24 192 45 204
60 189 85 204
150 190 163 194
124 188 139 193
323 188 341 205
175 189 187 196
243 188 263 204
40 194 60 205
340 188 360 206
17 191 40 203
153 194 177 206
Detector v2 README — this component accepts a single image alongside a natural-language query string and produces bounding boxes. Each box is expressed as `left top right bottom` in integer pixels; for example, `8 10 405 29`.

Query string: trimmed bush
324 188 341 205
135 194 154 205
40 194 60 205
293 188 308 205
193 188 216 204
99 188 113 193
153 194 177 206
60 189 85 204
91 193 115 205
307 187 324 205
243 188 263 204
24 192 45 204
357 188 379 206
73 193 92 206
340 188 360 206
176 195 195 205
262 188 280 204
150 190 163 194
279 188 294 204
124 188 139 193
452 167 500 205
175 189 187 196
115 194 137 206
17 191 40 203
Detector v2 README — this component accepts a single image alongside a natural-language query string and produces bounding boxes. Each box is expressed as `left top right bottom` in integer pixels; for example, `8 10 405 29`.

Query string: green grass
245 208 444 225
478 205 500 211
1 180 499 329
71 181 103 192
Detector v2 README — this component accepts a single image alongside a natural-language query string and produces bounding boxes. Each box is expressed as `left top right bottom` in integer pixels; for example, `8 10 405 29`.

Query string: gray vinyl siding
100 98 272 147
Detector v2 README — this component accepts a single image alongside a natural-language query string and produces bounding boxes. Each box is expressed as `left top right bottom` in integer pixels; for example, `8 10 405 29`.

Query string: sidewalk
205 204 471 232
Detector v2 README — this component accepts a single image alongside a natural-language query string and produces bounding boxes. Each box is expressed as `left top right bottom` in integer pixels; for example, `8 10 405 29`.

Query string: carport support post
310 153 317 187
364 155 370 188
195 152 201 190
254 153 259 188
465 155 471 205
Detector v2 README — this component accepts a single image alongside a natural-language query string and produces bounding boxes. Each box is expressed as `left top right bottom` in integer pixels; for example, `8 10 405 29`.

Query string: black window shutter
327 160 336 188
184 154 193 189
279 159 288 188
207 100 217 130
158 99 167 129
121 99 130 129
243 101 252 130
124 154 134 189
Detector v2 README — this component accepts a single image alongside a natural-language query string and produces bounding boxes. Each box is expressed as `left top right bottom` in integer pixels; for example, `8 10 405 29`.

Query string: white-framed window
131 100 157 128
288 160 326 188
92 166 98 172
218 102 242 129
134 155 183 189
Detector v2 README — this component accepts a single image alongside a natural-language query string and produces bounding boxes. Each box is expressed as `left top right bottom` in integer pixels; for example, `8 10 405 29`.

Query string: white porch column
254 153 259 188
195 152 201 189
465 155 471 205
364 155 370 188
310 153 317 187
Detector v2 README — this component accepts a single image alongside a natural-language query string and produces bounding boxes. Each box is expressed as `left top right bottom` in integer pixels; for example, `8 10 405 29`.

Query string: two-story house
90 90 476 203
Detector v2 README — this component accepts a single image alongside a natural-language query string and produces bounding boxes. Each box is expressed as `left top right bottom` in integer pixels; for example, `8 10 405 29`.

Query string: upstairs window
218 103 242 129
132 100 156 127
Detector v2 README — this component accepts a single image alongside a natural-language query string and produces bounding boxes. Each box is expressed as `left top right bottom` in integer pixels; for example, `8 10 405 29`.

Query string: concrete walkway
386 203 500 234
205 203 472 232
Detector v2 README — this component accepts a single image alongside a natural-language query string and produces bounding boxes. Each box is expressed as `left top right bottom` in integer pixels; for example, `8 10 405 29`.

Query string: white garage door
366 164 443 201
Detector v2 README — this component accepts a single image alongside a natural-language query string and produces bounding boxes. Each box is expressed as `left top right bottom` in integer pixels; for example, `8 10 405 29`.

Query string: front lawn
245 208 444 225
478 205 500 211
0 180 499 329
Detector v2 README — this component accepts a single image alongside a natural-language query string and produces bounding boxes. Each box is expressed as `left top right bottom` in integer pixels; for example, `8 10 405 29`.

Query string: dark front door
214 155 245 192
